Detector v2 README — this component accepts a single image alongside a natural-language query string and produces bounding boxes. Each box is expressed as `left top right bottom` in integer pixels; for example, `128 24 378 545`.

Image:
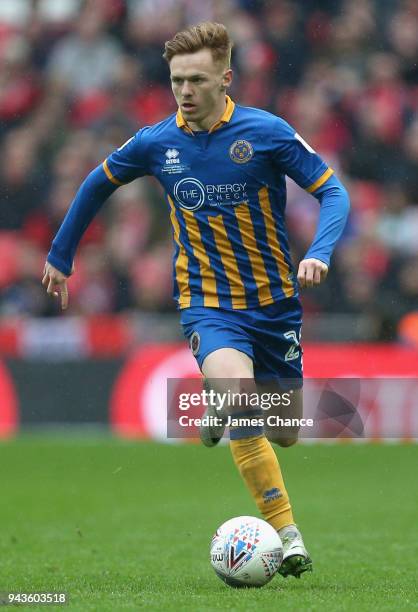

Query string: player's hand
42 262 73 310
297 258 328 288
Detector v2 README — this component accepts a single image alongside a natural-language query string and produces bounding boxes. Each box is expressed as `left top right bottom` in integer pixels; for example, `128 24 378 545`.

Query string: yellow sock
230 434 294 531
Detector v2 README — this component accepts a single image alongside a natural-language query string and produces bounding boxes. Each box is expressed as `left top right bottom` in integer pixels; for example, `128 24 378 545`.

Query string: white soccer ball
210 516 283 588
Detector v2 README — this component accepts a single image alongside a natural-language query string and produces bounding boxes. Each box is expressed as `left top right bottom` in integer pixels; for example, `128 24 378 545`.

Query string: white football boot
278 526 313 578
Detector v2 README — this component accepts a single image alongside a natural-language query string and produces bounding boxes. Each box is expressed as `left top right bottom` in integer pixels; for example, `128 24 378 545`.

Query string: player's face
170 48 232 128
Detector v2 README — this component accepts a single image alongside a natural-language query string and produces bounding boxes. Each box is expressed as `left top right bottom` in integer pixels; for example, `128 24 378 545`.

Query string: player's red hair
163 22 232 67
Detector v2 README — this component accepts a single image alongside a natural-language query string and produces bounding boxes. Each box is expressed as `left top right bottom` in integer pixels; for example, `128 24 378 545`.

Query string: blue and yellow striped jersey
103 96 334 310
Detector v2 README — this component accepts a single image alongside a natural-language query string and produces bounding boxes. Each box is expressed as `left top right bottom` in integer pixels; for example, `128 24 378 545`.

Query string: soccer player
42 22 350 578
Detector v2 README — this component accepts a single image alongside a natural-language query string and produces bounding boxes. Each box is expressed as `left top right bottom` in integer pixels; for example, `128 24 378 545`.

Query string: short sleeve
102 129 151 185
271 117 333 193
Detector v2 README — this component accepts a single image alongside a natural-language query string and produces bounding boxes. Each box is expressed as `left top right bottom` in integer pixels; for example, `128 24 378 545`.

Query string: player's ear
221 68 233 91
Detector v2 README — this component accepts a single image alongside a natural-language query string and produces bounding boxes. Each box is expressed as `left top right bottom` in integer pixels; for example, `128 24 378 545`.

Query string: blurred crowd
0 0 418 339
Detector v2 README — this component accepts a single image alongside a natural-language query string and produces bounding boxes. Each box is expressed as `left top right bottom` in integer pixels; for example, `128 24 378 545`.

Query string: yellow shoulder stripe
305 167 334 193
102 159 124 186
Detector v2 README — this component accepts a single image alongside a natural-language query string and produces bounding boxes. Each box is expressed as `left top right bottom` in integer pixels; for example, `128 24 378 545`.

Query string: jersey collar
176 95 235 135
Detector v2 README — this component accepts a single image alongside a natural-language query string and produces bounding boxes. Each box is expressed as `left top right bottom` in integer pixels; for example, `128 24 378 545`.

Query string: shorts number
284 330 300 362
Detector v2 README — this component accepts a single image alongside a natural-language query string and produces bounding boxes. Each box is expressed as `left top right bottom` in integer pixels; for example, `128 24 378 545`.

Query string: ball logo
174 177 206 211
229 140 254 164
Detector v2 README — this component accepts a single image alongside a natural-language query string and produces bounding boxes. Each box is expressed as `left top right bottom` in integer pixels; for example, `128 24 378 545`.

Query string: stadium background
0 0 417 434
0 2 417 610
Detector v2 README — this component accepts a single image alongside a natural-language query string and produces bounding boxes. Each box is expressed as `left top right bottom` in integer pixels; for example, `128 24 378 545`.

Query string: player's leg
259 385 303 447
251 299 311 577
251 298 304 448
201 348 297 542
181 302 257 446
181 306 310 577
181 306 258 445
257 382 312 577
199 347 254 446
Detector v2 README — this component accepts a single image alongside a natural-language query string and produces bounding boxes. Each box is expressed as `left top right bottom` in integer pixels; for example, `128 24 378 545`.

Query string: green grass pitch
0 436 417 611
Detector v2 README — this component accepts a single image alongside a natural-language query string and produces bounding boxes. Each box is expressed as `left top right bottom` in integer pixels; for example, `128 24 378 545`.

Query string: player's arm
271 120 350 288
42 132 149 309
298 173 349 288
42 165 119 308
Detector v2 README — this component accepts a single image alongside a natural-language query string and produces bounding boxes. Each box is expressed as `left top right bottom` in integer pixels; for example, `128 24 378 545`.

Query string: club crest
229 140 254 164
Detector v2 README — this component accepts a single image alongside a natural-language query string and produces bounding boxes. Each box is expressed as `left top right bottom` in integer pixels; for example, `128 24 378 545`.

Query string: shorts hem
195 345 254 371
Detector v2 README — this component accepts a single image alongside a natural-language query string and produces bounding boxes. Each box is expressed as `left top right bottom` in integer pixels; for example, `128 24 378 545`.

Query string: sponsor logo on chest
173 177 248 211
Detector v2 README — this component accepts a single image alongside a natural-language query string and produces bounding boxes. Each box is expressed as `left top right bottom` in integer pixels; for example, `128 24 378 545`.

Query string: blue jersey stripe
207 213 247 309
258 186 295 298
197 215 234 309
217 209 260 306
167 196 191 308
180 209 219 308
234 202 274 305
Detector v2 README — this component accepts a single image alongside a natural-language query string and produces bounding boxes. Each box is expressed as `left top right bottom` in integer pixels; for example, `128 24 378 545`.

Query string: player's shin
229 416 294 531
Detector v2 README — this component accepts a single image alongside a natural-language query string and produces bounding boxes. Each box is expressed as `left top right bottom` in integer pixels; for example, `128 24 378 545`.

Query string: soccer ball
210 516 283 587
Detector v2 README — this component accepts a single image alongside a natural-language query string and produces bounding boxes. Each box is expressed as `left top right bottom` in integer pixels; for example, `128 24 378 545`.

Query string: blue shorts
180 297 303 386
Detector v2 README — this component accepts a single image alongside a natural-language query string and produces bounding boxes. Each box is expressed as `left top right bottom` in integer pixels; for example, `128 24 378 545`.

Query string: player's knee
277 437 298 448
265 431 299 447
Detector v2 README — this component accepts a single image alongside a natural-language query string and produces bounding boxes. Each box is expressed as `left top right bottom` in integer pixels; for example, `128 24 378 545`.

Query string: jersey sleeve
47 130 152 276
270 118 333 192
102 128 151 185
